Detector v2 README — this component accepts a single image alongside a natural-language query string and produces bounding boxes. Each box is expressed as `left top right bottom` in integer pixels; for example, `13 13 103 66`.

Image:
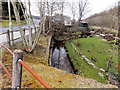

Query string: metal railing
0 44 53 89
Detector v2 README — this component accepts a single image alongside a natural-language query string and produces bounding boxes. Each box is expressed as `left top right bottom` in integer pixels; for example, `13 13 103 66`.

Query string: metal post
12 50 23 88
8 0 14 45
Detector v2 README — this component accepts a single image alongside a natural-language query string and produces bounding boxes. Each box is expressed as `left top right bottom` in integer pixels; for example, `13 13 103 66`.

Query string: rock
91 58 97 62
98 72 104 78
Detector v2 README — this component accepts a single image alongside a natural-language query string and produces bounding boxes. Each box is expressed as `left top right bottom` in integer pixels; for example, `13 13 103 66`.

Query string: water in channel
51 42 74 74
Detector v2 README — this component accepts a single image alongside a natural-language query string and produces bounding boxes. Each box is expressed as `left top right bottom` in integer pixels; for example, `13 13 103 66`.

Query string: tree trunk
28 0 32 47
11 1 28 49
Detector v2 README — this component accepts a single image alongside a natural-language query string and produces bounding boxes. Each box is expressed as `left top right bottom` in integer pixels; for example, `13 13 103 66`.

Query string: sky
21 0 119 20
87 0 118 17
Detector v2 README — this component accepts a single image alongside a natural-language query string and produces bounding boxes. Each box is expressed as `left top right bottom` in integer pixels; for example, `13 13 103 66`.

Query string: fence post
23 28 25 36
11 30 14 46
31 28 32 36
35 27 36 34
12 49 23 88
6 30 11 47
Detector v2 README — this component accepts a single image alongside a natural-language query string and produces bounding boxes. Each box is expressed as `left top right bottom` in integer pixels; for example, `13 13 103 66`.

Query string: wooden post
12 50 23 88
23 28 25 36
11 30 14 45
31 28 32 36
6 30 11 47
35 27 36 34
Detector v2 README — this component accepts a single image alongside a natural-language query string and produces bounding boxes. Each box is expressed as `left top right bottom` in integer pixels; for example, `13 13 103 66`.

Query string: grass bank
1 36 117 88
65 36 118 83
89 26 118 33
0 20 26 28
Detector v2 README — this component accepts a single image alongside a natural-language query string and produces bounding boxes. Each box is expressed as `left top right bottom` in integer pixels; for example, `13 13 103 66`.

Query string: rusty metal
18 59 53 88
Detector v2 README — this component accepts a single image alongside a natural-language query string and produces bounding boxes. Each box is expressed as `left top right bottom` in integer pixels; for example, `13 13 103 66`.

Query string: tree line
1 1 25 20
86 5 118 30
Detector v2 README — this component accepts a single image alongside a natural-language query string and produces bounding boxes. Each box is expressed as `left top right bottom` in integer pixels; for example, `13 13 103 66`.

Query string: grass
90 26 118 33
0 20 26 28
1 36 117 88
88 26 96 30
65 36 118 83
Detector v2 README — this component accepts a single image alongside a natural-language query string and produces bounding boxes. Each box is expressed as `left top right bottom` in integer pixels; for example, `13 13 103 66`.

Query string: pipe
18 59 53 89
0 61 12 80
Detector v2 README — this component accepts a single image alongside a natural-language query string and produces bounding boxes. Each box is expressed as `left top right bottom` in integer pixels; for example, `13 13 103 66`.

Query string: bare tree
46 1 60 31
37 0 63 33
86 4 118 30
12 0 43 52
69 2 77 20
30 0 46 52
11 0 29 50
28 0 32 47
60 2 64 24
109 6 118 29
36 0 46 33
78 0 89 21
11 0 66 52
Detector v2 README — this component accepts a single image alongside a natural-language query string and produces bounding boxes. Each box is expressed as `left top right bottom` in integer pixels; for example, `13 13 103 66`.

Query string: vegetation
1 36 117 88
1 2 25 20
86 6 118 30
65 36 118 83
0 20 26 28
90 26 118 33
1 0 119 88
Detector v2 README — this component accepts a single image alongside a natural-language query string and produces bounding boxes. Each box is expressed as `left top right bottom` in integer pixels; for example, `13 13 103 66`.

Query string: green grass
2 35 117 88
65 37 118 83
90 26 118 33
88 26 96 30
0 20 26 28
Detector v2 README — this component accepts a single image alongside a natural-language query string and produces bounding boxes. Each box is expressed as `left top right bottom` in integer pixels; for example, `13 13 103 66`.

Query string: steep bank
1 35 117 88
65 36 118 85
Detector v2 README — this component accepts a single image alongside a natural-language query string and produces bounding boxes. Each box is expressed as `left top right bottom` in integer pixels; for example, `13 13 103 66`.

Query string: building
52 14 72 26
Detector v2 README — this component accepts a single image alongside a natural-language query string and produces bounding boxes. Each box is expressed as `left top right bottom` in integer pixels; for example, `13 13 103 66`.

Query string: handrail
0 44 13 80
0 29 23 36
18 59 53 88
0 44 13 56
0 26 40 36
0 44 53 88
0 61 12 80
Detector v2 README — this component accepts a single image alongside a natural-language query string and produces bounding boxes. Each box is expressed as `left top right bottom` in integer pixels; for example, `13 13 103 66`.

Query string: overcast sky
21 0 119 19
87 0 118 17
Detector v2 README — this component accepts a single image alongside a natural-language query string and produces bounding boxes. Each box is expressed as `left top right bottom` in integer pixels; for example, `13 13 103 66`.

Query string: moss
1 36 117 88
1 36 49 88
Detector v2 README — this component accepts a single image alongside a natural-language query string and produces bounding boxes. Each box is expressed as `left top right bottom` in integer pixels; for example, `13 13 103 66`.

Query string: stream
51 41 75 74
51 40 120 88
